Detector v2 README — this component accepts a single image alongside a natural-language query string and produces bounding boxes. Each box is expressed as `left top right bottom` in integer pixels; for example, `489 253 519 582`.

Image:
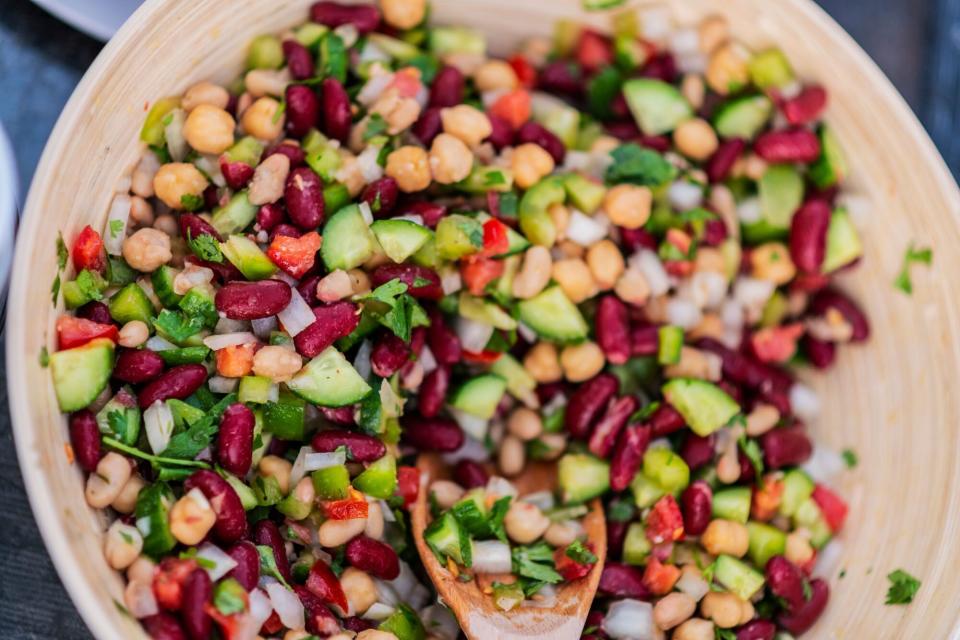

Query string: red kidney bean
310 1 380 33
639 134 672 153
409 326 427 357
604 120 641 141
270 223 303 240
257 202 287 232
696 338 793 393
180 568 212 640
418 364 450 418
737 619 777 640
595 296 630 365
403 415 464 452
345 535 400 580
599 563 652 599
649 403 685 438
142 613 187 640
400 200 446 228
285 85 320 138
225 541 260 591
538 61 583 95
640 53 678 83
803 335 836 369
588 396 638 458
426 310 462 364
77 300 113 325
217 403 255 477
293 302 360 358
761 425 812 469
609 423 652 491
681 481 712 536
321 77 352 143
809 288 869 342
754 128 821 163
765 556 807 613
789 199 831 273
486 114 515 150
320 406 356 425
706 138 745 183
371 332 411 378
565 373 619 439
370 264 443 300
412 106 442 146
454 459 489 489
606 520 628 560
69 410 102 472
361 177 399 217
138 364 207 408
179 213 222 242
429 65 465 108
285 166 325 230
758 386 791 417
630 324 659 356
516 121 565 164
293 585 340 636
215 280 292 320
253 520 292 582
202 185 220 211
343 616 376 632
782 85 828 125
185 255 244 284
295 273 321 306
777 578 829 634
610 92 630 120
220 159 254 190
702 218 728 246
680 434 715 470
718 379 743 405
114 348 165 384
265 142 307 168
306 560 348 612
738 450 757 483
184 470 248 543
312 429 386 462
282 39 316 80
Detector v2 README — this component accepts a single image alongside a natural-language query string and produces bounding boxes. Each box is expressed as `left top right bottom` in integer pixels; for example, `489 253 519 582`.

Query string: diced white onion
485 476 518 499
737 197 762 224
289 446 313 490
374 579 400 607
790 383 822 422
566 209 609 246
393 213 424 225
267 383 280 403
675 568 710 601
666 298 702 330
419 345 437 375
208 376 240 394
358 72 395 105
631 250 670 296
174 264 215 296
668 181 704 212
197 543 238 582
215 317 250 334
603 599 656 639
394 561 430 609
251 316 278 339
669 28 699 55
235 589 275 640
802 442 845 485
203 332 257 351
521 490 555 512
526 583 558 608
307 451 348 473
354 340 373 381
815 539 844 576
194 153 226 188
380 379 404 418
359 40 390 66
449 407 489 441
440 266 462 295
676 52 708 74
471 540 512 574
679 271 728 310
638 5 672 42
440 434 489 465
124 581 158 619
145 400 175 454
837 193 872 230
164 109 188 161
277 289 315 337
364 602 397 621
265 582 304 631
734 276 776 323
359 201 374 225
274 271 299 286
137 276 163 311
481 88 509 109
780 81 803 100
357 146 384 184
146 336 177 352
517 322 537 343
103 194 131 256
333 23 359 47
455 316 494 353
419 605 459 640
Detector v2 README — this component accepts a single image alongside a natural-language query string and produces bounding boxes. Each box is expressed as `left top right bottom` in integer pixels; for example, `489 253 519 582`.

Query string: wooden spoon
411 453 607 640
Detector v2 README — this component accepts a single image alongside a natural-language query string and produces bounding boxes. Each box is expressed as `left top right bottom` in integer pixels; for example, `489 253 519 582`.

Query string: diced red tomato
306 560 349 613
391 67 424 98
56 315 118 350
489 89 531 130
750 323 805 364
663 260 693 278
508 54 537 88
646 495 684 544
576 30 614 72
396 465 420 508
812 485 848 532
205 603 247 639
554 544 596 581
751 476 784 521
461 255 504 296
323 488 370 520
642 557 680 596
462 349 503 364
266 231 322 278
153 558 197 611
72 225 106 273
482 218 511 256
259 609 284 636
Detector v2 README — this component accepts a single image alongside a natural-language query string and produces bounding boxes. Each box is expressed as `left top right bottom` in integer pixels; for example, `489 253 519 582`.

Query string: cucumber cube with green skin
166 398 205 429
247 34 284 70
277 491 313 520
151 265 183 308
793 497 832 548
747 521 788 568
458 166 515 194
622 78 693 135
287 346 371 407
221 472 258 511
748 48 795 89
135 482 177 558
367 33 421 61
220 235 278 281
614 34 646 71
458 293 517 331
810 125 848 189
642 448 690 493
211 191 259 236
62 269 110 309
493 254 521 300
564 173 607 214
158 346 211 366
714 554 766 601
353 454 397 499
429 27 486 57
321 204 378 271
517 286 589 343
140 97 180 146
435 214 483 260
760 291 789 328
370 220 433 263
263 392 306 440
779 469 815 517
822 208 862 273
712 486 752 524
662 378 740 437
449 374 507 420
238 376 274 404
306 145 342 181
50 338 115 412
312 464 350 500
489 353 537 405
411 236 440 269
713 95 774 140
424 512 467 565
630 472 666 509
518 177 564 247
536 102 581 149
558 453 610 504
657 325 684 365
224 136 264 167
759 164 804 229
623 523 652 565
95 388 140 444
323 183 351 213
379 604 426 640
295 22 329 49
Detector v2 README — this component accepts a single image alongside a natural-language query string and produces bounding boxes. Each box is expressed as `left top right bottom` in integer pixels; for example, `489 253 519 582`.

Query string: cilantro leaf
153 309 205 343
213 578 247 615
484 170 507 186
363 114 388 141
187 231 224 263
359 279 428 342
565 539 598 564
162 393 238 460
605 143 677 187
51 274 61 305
252 475 284 506
38 347 49 368
606 499 636 523
75 269 106 302
56 233 68 270
101 436 210 470
456 217 484 248
488 495 512 543
715 629 738 640
885 569 921 605
630 401 661 423
180 194 204 212
109 219 125 239
512 542 562 584
738 435 764 480
894 244 933 294
842 448 858 468
257 544 292 589
271 98 287 125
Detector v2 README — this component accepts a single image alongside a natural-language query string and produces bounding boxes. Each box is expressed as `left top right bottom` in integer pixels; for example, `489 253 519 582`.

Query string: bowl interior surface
9 0 960 638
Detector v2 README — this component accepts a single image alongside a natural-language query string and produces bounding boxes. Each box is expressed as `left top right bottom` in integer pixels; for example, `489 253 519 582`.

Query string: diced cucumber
424 512 467 565
96 388 140 445
458 293 516 331
558 453 610 504
623 523 651 565
630 472 666 509
747 521 787 568
779 469 815 517
614 34 646 71
714 554 766 601
306 145 342 181
534 101 581 149
247 34 284 70
517 286 588 343
760 291 789 328
312 464 350 500
712 487 752 524
449 374 507 419
564 173 607 214
62 270 109 309
793 497 832 548
353 454 397 499
323 183 351 213
489 353 537 405
211 191 258 236
458 166 514 194
662 379 740 437
321 204 378 270
166 398 205 429
378 604 426 640
238 376 273 404
742 219 788 245
135 482 177 558
810 125 848 189
583 0 627 9
368 33 421 61
370 220 433 263
552 20 581 58
140 97 180 146
622 78 693 136
642 448 690 493
748 49 794 90
277 490 313 520
287 346 372 406
219 472 257 511
151 265 183 308
713 95 774 140
759 164 804 229
429 27 485 57
264 391 306 440
518 177 565 247
220 235 277 280
224 136 264 166
411 236 439 269
178 286 218 329
158 346 211 365
50 338 115 412
107 283 154 326
435 214 482 260
822 208 862 273
657 326 684 365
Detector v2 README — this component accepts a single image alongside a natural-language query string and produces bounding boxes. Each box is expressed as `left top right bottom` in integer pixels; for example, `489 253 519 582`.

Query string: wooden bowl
8 0 960 637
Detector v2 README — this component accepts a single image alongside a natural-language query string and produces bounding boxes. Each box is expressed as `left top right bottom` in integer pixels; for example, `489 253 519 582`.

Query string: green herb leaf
257 544 292 589
213 578 247 615
364 114 389 141
39 347 49 368
51 274 61 305
75 269 105 302
488 496 512 543
630 401 661 423
512 542 563 584
162 393 238 460
329 546 346 577
894 244 933 294
252 475 284 506
153 309 205 343
842 448 858 468
715 629 738 640
586 67 623 120
187 231 224 263
738 435 764 480
885 569 921 605
565 539 598 565
272 98 287 125
101 436 211 470
109 219 125 239
180 193 205 212
484 170 507 186
457 218 484 248
605 143 677 188
57 233 69 270
606 499 636 523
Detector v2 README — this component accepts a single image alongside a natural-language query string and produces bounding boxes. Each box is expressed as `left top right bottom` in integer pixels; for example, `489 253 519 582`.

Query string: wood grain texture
6 1 960 639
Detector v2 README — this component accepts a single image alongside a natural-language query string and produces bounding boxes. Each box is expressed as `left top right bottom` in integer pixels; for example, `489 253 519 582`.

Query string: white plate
31 0 141 41
0 123 17 317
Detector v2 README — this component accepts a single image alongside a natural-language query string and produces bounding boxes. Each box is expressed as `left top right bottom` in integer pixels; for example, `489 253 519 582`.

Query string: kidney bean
766 556 807 613
702 218 728 246
285 166 325 230
696 338 793 393
606 520 628 560
737 619 777 640
610 92 630 120
114 348 165 384
426 310 462 364
220 159 254 190
183 470 248 543
738 451 757 483
400 200 447 229
142 613 187 640
285 85 320 138
270 223 302 241
202 185 220 211
595 296 630 365
761 425 812 469
312 429 386 462
629 324 659 356
225 541 260 591
537 60 583 95
321 77 352 143
345 535 400 580
409 326 426 356
809 288 870 342
680 434 715 470
411 106 442 146
604 120 642 141
565 373 619 439
320 406 356 426
370 264 443 300
640 53 678 83
649 403 685 438
185 255 244 284
361 177 399 217
454 459 489 489
599 563 652 599
310 1 380 34
343 617 375 632
217 403 255 477
681 481 712 536
292 274 319 307
283 39 316 80
718 379 744 405
621 225 656 253
293 585 340 636
306 560 348 612
754 128 821 163
782 85 828 125
265 142 307 168
253 520 292 582
179 213 222 242
180 568 212 640
486 114 515 150
803 335 836 369
789 199 831 273
429 65 465 108
293 302 360 358
758 387 791 417
69 410 102 472
371 332 411 378
706 138 745 183
138 364 207 408
256 202 287 233
403 415 464 452
418 364 450 418
215 280 292 320
76 300 113 325
588 396 638 458
516 121 565 164
609 423 651 491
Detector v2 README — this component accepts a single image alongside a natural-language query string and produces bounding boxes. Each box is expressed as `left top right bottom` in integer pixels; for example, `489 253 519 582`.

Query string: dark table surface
0 0 952 637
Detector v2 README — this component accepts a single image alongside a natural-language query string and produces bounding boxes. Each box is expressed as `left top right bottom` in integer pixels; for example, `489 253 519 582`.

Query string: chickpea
750 242 796 285
653 592 696 630
673 618 715 640
347 268 372 295
85 453 132 509
785 531 815 566
746 404 780 437
440 105 492 148
132 150 160 198
169 488 217 546
259 455 293 494
252 344 303 383
556 239 584 259
586 240 625 290
700 519 749 557
507 407 543 441
664 347 722 382
706 43 749 95
129 196 155 228
111 474 145 515
242 96 285 141
674 118 719 161
700 591 745 628
386 146 431 192
504 500 551 544
523 342 562 384
127 556 157 585
512 245 552 299
560 341 605 382
153 162 208 209
614 268 651 306
694 247 726 274
604 184 652 229
743 154 767 181
118 321 149 348
717 445 741 485
182 104 236 155
340 567 378 616
104 520 143 570
430 480 465 509
543 521 578 548
244 68 292 98
499 435 526 477
535 432 568 461
552 258 598 304
380 0 427 30
681 74 706 110
473 60 519 92
738 598 755 625
429 133 473 184
548 203 570 241
357 631 399 640
590 135 620 155
511 143 555 189
370 89 422 136
182 81 230 111
316 269 355 302
365 500 385 540
122 228 173 273
319 516 367 548
688 313 725 342
698 15 729 53
248 153 291 206
152 213 179 237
